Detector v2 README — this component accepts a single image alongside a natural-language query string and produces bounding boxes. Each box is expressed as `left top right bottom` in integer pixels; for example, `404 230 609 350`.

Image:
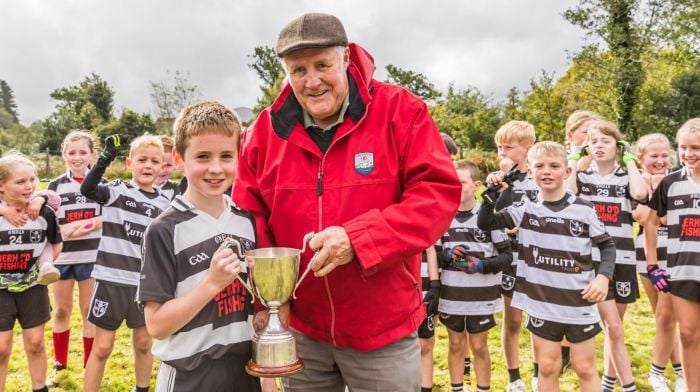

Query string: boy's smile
127 145 164 192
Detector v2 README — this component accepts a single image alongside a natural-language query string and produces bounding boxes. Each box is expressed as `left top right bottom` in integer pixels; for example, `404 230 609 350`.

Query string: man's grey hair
281 46 347 75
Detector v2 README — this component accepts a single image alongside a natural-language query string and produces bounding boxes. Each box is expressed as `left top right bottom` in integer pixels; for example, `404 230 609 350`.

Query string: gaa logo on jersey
501 274 515 290
616 281 631 297
527 315 545 328
354 152 374 175
29 230 42 243
569 220 584 237
615 186 626 198
92 299 109 318
473 229 487 242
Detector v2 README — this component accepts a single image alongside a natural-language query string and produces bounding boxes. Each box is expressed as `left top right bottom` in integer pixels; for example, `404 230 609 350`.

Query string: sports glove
443 244 469 261
101 134 129 160
451 255 484 274
647 264 670 293
423 280 440 316
618 140 638 165
567 145 589 161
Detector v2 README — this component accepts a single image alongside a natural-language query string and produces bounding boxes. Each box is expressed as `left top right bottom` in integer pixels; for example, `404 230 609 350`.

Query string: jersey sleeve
648 174 671 218
502 203 525 230
490 228 511 247
588 207 611 244
41 206 63 244
138 219 177 304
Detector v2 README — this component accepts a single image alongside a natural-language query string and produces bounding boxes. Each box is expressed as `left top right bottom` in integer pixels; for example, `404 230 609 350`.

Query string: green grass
3 283 674 391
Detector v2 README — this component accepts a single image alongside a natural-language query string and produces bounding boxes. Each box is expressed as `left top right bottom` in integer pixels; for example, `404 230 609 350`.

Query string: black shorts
500 264 517 298
525 314 601 343
57 263 95 281
439 313 496 334
0 285 51 331
670 280 700 303
156 353 261 392
87 280 144 330
418 314 436 339
605 264 639 304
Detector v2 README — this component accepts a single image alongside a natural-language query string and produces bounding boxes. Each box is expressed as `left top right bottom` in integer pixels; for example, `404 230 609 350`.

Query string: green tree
149 70 202 123
519 71 567 142
95 110 157 142
248 46 284 116
0 79 19 123
384 64 440 101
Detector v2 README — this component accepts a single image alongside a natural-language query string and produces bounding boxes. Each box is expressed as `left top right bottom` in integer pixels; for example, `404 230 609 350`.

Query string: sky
1 0 588 125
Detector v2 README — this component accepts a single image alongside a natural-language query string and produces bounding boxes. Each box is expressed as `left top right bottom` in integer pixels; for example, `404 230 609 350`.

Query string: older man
234 13 461 391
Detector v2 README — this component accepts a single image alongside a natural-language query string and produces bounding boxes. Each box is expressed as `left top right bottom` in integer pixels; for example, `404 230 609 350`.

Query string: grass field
3 283 677 391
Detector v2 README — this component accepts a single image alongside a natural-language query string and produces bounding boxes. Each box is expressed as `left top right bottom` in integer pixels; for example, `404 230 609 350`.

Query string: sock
83 336 94 367
533 363 539 378
650 363 665 377
673 363 684 378
451 383 463 392
622 382 637 391
602 375 617 391
508 368 521 383
421 388 433 392
135 387 149 392
52 329 70 367
32 387 48 392
476 385 490 392
464 357 471 375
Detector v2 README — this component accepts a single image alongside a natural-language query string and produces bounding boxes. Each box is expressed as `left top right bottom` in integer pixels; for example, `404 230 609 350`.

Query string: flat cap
276 13 348 57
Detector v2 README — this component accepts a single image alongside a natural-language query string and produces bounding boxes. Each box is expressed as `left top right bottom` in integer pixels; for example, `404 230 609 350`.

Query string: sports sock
476 385 490 392
673 363 684 378
533 363 539 378
451 383 464 392
464 357 471 376
650 363 665 377
52 330 70 367
134 387 149 392
621 382 637 391
32 387 48 392
602 375 617 391
421 387 433 392
508 367 521 382
83 336 94 367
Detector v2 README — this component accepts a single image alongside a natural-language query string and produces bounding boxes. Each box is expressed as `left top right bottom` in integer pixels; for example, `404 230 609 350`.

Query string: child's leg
531 334 560 392
447 328 468 386
469 331 490 389
419 335 436 390
83 326 116 392
570 336 601 392
51 279 74 368
132 326 153 389
654 291 682 368
463 334 471 376
598 300 634 385
22 324 48 389
502 296 522 370
36 245 59 286
78 278 97 365
0 330 13 392
672 294 700 388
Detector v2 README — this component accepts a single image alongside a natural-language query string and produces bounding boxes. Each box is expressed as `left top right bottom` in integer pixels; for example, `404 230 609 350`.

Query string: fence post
45 147 50 178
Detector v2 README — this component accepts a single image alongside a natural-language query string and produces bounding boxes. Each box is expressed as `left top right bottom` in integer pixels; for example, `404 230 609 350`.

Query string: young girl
566 120 647 392
632 133 685 391
47 130 104 371
0 153 62 392
645 118 700 390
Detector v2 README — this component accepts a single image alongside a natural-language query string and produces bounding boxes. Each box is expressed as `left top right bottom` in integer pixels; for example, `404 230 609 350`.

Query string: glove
647 264 670 293
101 134 129 160
423 280 440 316
451 255 484 274
443 244 469 261
567 145 589 161
481 185 501 204
618 140 638 165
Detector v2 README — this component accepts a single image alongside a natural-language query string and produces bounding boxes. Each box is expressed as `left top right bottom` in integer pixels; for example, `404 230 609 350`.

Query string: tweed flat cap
276 13 348 57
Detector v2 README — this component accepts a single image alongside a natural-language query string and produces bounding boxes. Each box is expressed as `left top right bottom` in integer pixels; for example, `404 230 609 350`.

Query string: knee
504 318 521 335
655 308 675 330
0 344 12 362
54 305 72 322
24 339 45 357
419 338 434 356
448 337 465 354
679 325 700 347
133 336 152 354
91 341 114 361
573 359 598 380
537 356 561 378
603 321 624 342
469 338 488 358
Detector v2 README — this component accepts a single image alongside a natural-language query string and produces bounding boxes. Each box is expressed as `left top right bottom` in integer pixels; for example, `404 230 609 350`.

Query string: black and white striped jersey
48 170 103 265
138 195 256 371
157 179 181 201
576 165 635 265
492 171 540 265
649 168 700 283
635 225 668 273
502 192 611 325
91 179 171 286
437 204 510 315
0 205 62 289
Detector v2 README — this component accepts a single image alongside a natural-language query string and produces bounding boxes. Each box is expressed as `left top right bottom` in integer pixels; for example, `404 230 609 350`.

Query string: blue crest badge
354 152 374 175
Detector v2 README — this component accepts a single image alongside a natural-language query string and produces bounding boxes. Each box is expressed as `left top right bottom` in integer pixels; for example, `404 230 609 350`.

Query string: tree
384 64 440 101
519 71 568 142
248 46 284 116
95 110 157 142
149 70 202 122
0 79 19 123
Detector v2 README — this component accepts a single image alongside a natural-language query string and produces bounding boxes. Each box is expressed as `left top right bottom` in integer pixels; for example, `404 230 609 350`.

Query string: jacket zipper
317 160 337 345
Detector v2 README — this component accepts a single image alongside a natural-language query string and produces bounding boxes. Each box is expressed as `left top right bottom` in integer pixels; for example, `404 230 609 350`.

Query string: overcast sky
1 0 588 125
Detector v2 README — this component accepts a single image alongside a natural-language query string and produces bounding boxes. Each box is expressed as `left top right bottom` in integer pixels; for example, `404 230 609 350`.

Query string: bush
460 148 500 178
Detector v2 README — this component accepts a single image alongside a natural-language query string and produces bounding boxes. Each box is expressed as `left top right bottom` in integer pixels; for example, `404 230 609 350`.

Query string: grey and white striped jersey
138 195 256 371
157 179 181 201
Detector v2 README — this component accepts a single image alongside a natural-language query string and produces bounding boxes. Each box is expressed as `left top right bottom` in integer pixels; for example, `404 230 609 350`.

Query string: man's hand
423 280 440 316
581 274 609 303
647 264 670 293
618 140 638 166
101 134 129 160
307 226 356 277
0 205 27 227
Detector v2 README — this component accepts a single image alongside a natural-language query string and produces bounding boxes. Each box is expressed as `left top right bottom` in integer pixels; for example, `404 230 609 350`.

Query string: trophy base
245 358 304 377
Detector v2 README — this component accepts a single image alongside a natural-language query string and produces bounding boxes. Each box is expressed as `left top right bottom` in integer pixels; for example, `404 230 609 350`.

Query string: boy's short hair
677 118 700 142
440 132 458 155
173 101 243 157
129 134 164 157
565 110 601 138
454 159 480 182
494 120 536 147
159 135 175 153
528 141 568 166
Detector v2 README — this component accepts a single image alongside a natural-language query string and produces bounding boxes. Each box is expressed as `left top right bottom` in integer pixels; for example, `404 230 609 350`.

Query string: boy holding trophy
138 101 261 391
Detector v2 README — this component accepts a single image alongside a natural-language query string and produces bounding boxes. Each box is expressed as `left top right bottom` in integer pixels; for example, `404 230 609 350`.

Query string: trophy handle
292 232 315 300
220 238 256 303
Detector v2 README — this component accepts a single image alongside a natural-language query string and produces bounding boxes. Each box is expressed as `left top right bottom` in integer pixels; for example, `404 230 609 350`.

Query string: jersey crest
354 152 374 175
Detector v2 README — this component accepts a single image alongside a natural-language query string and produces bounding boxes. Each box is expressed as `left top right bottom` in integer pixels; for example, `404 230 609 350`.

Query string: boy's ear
474 180 482 189
173 149 184 171
125 156 132 169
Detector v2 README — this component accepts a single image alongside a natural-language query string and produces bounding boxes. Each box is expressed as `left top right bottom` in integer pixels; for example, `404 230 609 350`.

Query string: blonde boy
138 102 261 391
156 135 180 200
81 134 171 392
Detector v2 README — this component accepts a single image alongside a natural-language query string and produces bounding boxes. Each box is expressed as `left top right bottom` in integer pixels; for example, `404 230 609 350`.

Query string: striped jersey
0 205 62 289
492 171 539 264
437 204 510 315
91 179 171 286
138 195 256 371
648 168 700 283
157 179 181 201
576 165 635 265
635 225 668 273
48 170 103 265
502 192 611 325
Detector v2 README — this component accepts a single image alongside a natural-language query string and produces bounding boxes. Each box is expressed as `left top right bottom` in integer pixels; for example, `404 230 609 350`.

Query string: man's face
284 46 350 129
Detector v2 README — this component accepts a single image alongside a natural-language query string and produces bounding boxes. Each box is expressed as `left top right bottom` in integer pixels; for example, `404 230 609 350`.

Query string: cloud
1 0 582 125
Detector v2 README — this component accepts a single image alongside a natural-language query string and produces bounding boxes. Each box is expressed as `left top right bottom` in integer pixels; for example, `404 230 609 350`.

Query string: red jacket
233 43 460 351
